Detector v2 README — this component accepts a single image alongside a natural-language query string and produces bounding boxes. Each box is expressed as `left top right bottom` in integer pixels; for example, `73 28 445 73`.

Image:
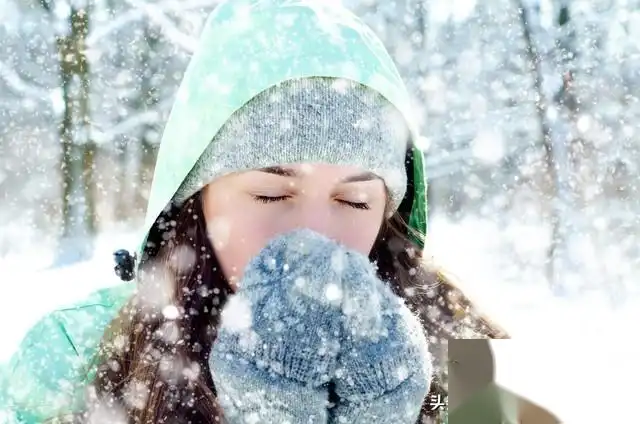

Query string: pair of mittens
210 229 431 424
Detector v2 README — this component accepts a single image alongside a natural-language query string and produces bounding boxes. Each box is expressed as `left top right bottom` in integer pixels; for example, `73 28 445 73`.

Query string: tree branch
0 61 52 101
122 0 202 52
92 97 174 143
86 0 214 49
39 0 53 13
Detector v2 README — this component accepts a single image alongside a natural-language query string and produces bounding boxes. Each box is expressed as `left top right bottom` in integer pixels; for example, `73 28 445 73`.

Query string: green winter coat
0 0 427 422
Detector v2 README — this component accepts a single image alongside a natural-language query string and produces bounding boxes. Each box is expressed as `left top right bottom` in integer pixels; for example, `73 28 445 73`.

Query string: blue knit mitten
209 229 345 423
329 247 432 423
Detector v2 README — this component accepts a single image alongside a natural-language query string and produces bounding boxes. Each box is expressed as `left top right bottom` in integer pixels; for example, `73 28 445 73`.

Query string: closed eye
337 199 370 210
252 195 370 210
253 195 290 203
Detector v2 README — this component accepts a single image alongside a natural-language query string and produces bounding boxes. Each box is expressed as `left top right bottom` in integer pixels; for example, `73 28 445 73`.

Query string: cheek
207 207 280 284
335 212 383 255
206 200 384 284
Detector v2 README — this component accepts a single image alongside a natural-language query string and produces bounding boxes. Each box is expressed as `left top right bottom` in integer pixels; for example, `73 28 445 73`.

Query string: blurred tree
133 23 163 215
41 0 98 265
0 0 215 260
514 0 572 293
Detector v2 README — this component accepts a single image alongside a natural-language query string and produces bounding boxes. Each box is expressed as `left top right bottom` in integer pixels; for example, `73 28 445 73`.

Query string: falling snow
220 293 253 333
86 397 128 424
206 216 232 251
161 304 180 320
2 0 640 423
122 379 150 411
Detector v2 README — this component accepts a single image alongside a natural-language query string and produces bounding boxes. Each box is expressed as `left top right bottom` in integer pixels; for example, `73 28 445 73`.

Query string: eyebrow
259 166 297 177
258 166 379 183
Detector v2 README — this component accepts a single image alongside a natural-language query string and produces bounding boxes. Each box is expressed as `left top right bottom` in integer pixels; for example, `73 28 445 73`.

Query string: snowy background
2 0 640 422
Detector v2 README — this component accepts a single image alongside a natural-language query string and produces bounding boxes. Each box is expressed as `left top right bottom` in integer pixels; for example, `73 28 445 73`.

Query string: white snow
167 244 197 274
86 399 128 424
206 216 232 250
330 248 346 273
471 129 505 165
219 293 253 333
122 379 150 410
324 282 343 303
429 215 640 423
491 339 640 424
136 262 176 312
0 227 136 363
161 304 180 320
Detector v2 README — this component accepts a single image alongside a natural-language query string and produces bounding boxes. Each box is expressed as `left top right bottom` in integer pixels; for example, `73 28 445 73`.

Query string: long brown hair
69 191 508 424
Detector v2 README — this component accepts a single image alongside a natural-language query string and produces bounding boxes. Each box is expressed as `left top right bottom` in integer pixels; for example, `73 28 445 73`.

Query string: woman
0 1 508 423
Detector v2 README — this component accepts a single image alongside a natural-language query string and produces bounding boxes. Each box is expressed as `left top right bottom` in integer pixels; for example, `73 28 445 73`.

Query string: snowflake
155 321 181 345
111 334 129 352
221 294 253 333
123 379 150 410
324 282 343 303
330 77 355 94
162 304 180 320
207 216 232 250
168 245 196 273
330 248 347 273
86 397 128 424
396 364 410 381
137 262 176 311
182 361 201 382
472 128 505 165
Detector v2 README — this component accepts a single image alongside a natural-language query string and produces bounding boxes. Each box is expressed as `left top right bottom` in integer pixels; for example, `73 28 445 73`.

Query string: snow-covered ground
1 216 638 423
0 227 139 363
491 339 640 423
432 216 640 423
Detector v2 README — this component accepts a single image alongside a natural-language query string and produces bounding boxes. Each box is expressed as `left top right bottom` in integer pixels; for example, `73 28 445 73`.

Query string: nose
288 198 342 243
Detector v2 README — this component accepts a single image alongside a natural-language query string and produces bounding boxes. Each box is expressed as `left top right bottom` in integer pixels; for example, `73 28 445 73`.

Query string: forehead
206 162 387 192
284 162 365 172
257 163 378 179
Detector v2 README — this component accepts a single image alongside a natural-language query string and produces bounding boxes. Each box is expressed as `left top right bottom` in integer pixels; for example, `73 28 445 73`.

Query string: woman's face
202 163 388 289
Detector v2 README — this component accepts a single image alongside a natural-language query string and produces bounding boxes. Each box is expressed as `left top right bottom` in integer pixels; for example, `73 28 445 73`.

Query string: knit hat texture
174 77 410 209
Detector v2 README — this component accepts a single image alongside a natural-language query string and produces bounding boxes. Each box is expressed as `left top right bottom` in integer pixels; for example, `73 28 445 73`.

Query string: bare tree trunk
137 138 157 210
554 1 624 303
135 24 161 214
554 2 581 183
106 0 133 223
82 143 97 236
55 4 96 265
114 135 129 221
78 40 97 236
112 68 130 221
515 0 573 294
59 63 78 245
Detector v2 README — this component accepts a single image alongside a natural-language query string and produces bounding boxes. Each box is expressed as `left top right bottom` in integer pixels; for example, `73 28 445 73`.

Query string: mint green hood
139 0 427 265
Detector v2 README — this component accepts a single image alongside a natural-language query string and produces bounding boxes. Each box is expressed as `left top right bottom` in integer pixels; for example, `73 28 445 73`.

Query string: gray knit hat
174 77 410 209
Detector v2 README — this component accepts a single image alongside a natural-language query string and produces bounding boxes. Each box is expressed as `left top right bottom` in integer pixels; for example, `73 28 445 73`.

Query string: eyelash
252 195 370 210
